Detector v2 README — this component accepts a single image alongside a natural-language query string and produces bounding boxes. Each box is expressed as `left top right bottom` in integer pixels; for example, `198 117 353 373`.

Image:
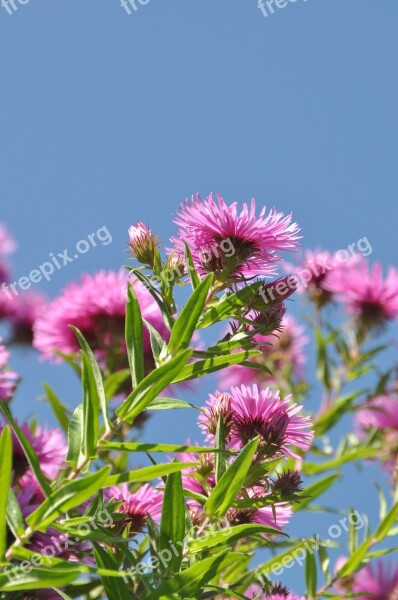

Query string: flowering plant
0 193 398 599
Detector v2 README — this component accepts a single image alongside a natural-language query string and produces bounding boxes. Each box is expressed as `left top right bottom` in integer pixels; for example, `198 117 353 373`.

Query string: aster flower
286 249 336 306
170 193 300 281
2 422 67 481
218 315 309 389
324 258 398 331
128 221 159 267
226 487 292 533
336 559 398 600
199 385 313 458
8 290 47 344
0 338 18 401
33 269 168 367
355 394 398 476
104 483 163 532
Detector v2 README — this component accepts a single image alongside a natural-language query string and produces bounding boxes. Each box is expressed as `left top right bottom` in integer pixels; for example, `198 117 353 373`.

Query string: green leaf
160 470 185 572
116 349 193 423
146 551 245 600
303 447 380 475
129 269 174 330
0 567 78 591
100 441 226 454
314 392 362 436
6 489 25 541
168 273 213 356
43 384 70 433
188 523 287 554
93 544 131 600
204 437 259 519
26 467 110 531
125 283 145 388
66 404 84 467
143 319 168 363
105 462 196 487
70 326 111 434
198 281 262 328
184 242 200 289
305 550 317 599
172 350 261 384
0 401 51 497
294 473 341 512
215 415 227 483
146 397 198 411
0 426 12 561
81 352 100 459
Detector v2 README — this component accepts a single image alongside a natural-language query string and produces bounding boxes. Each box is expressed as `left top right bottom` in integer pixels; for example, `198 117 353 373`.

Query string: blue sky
1 0 397 594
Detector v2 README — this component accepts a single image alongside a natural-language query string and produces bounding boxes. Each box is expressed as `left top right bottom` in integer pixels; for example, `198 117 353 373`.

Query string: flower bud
128 222 159 267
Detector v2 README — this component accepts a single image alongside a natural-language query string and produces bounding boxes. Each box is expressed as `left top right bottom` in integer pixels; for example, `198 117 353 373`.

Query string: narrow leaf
70 326 111 433
26 467 110 531
0 426 12 561
160 470 185 572
204 437 259 519
125 283 145 388
105 462 196 487
168 273 213 356
116 349 192 423
0 401 50 496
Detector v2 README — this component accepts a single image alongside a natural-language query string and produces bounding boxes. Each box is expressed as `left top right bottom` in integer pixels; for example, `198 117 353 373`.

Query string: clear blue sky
1 0 397 593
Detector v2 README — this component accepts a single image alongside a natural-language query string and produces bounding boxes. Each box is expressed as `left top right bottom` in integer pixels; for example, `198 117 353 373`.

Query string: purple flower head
170 193 300 281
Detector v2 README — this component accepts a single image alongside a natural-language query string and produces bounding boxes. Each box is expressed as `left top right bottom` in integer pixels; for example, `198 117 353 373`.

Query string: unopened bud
128 222 159 267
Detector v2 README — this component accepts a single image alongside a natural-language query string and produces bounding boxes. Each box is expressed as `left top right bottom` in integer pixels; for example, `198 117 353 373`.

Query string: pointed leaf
168 273 213 356
125 283 145 388
70 326 111 433
116 349 192 423
0 426 12 561
0 401 50 496
204 437 259 519
160 470 185 572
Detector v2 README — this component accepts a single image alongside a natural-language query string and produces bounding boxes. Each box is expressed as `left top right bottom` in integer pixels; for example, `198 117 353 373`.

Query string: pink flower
9 290 47 344
0 338 18 401
356 395 398 433
170 193 300 280
324 259 398 329
33 269 168 365
286 248 336 306
199 385 313 458
218 315 308 388
4 422 67 480
356 395 398 473
336 559 398 600
227 487 292 533
104 483 163 531
0 223 16 256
